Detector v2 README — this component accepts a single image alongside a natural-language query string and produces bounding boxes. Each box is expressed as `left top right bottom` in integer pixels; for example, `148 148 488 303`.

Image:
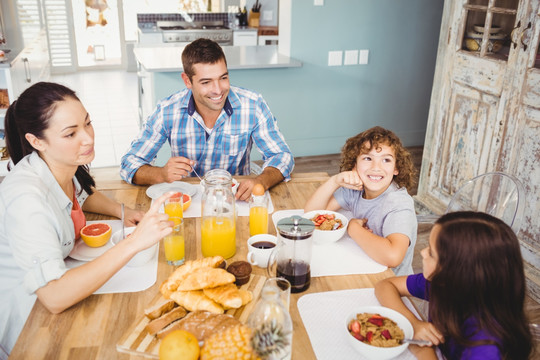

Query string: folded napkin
66 220 158 294
297 288 421 360
272 210 387 277
156 184 275 218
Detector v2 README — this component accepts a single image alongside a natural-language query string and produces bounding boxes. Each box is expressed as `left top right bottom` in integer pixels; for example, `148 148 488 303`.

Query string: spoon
120 203 125 240
190 164 203 182
401 338 432 346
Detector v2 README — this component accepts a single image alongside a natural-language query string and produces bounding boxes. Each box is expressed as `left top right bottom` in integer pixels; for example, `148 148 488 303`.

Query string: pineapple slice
200 324 261 360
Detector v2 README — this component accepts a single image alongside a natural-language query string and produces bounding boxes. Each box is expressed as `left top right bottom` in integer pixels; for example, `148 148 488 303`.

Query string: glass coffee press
268 215 314 293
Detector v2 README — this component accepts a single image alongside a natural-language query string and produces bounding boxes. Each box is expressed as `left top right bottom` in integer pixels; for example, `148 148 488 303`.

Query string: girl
0 82 174 356
375 211 533 359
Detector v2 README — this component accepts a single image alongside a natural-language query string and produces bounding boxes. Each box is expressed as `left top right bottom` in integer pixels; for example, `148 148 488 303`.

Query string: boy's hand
334 168 363 191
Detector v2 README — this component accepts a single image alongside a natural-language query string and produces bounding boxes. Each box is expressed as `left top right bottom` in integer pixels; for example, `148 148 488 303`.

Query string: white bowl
111 227 158 267
345 306 413 360
302 210 348 245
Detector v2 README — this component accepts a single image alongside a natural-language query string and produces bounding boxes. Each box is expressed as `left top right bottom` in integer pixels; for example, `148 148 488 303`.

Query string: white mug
247 234 277 268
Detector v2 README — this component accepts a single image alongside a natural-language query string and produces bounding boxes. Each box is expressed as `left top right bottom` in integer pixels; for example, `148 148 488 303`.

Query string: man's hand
236 178 257 201
161 157 195 183
124 206 144 226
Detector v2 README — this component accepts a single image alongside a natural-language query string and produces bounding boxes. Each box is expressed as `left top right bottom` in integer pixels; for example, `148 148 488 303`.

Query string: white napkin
65 220 158 294
272 210 387 277
157 184 275 218
297 288 420 360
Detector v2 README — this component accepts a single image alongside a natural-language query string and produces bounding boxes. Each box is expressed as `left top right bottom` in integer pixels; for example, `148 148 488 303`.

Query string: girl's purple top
406 273 502 359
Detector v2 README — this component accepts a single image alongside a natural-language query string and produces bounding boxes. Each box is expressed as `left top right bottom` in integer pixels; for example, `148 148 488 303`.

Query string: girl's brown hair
430 212 533 359
339 126 416 191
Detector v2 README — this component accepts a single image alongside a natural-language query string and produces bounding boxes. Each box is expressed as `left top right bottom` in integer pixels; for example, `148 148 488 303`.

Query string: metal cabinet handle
23 57 31 83
520 22 532 51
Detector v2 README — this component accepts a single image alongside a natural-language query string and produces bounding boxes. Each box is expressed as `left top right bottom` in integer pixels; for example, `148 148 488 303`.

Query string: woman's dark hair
339 126 416 191
181 38 227 80
5 82 95 195
429 211 532 359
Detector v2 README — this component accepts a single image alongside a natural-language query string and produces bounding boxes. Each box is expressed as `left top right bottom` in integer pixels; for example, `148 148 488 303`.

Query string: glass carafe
201 169 236 259
268 216 314 293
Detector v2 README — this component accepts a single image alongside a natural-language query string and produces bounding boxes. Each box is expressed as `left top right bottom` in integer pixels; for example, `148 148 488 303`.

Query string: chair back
446 172 525 233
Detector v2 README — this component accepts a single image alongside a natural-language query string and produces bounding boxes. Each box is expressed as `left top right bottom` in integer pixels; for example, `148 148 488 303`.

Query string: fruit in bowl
111 227 158 267
302 210 348 245
345 306 413 360
80 223 112 247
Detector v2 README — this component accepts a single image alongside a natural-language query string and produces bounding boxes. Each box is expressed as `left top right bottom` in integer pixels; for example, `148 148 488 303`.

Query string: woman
0 82 173 357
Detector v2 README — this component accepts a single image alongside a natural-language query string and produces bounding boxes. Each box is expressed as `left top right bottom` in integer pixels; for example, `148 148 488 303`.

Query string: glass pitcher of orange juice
201 169 236 259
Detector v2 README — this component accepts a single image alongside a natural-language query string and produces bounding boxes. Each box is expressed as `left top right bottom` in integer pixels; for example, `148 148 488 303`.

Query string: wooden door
417 0 540 301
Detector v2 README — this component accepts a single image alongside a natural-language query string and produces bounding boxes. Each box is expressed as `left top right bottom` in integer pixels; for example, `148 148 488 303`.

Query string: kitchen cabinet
416 0 540 301
233 28 258 46
137 64 155 128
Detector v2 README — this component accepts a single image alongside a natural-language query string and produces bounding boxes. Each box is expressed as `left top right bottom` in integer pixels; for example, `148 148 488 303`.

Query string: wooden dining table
9 172 395 360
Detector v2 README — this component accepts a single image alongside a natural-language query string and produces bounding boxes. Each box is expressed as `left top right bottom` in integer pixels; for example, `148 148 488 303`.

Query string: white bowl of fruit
302 210 348 245
345 306 413 359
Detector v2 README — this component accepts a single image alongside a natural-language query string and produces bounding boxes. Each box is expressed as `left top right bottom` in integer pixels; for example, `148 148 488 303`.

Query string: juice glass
164 192 183 223
249 206 269 235
163 217 185 265
201 216 236 259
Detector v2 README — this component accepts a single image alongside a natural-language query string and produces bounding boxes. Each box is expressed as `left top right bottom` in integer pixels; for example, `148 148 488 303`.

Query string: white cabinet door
233 31 258 46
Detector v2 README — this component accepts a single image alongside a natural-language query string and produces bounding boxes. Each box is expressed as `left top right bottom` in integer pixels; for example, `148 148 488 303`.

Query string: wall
153 0 444 159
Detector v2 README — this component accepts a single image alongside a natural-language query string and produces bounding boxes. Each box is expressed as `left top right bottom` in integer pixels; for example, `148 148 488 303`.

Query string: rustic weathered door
416 0 540 301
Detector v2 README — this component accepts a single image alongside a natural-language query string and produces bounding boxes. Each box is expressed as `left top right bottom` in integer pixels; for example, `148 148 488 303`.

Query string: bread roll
144 306 188 335
144 298 175 320
176 267 235 291
170 290 224 314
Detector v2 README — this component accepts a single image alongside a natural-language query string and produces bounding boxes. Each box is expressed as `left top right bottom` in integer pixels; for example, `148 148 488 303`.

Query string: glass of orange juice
164 192 183 224
249 193 269 236
163 217 185 265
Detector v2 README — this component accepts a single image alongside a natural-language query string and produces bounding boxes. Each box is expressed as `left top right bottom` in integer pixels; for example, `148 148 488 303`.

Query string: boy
304 126 417 275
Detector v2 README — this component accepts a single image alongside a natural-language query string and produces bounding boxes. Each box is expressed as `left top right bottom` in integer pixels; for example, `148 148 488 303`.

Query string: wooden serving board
116 274 267 358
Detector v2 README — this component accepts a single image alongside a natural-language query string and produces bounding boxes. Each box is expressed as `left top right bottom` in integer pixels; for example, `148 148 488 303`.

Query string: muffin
226 261 252 286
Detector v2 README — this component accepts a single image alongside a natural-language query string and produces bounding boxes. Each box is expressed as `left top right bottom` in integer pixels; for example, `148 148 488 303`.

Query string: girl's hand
123 206 145 226
125 192 174 252
412 320 444 346
334 168 363 191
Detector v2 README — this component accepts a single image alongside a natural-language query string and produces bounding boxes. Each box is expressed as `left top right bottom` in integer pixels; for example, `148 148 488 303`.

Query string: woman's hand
412 320 444 346
125 192 174 252
123 206 144 226
334 167 363 191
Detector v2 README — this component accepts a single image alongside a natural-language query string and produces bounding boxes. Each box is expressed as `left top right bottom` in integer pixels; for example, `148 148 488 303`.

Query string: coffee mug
247 234 277 267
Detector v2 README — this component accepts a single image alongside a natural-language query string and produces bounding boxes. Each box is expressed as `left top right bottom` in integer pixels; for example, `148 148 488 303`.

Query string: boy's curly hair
339 126 416 192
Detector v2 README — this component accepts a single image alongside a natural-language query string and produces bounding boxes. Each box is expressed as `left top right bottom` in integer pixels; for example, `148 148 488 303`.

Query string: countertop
134 44 302 72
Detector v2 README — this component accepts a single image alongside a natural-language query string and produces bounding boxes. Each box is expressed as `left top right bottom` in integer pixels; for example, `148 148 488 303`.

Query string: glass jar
200 169 236 259
247 279 293 360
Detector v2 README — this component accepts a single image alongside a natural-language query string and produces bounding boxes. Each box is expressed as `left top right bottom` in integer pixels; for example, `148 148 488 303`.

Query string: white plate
69 237 114 262
145 181 198 199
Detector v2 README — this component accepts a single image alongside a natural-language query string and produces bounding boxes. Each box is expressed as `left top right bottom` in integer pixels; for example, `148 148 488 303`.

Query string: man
120 38 294 200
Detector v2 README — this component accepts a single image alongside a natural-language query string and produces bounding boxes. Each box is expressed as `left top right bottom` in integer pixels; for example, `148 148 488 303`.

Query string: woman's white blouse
0 152 88 356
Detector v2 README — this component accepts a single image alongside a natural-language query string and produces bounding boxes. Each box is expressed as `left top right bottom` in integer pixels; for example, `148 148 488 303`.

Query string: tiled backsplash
137 13 229 26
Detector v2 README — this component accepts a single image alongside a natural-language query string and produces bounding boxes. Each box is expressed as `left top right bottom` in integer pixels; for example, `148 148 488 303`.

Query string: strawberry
367 316 384 327
352 332 365 342
350 320 361 334
381 329 392 340
366 331 373 343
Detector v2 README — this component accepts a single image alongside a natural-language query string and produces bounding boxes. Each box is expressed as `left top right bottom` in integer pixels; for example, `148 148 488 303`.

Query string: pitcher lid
276 215 314 236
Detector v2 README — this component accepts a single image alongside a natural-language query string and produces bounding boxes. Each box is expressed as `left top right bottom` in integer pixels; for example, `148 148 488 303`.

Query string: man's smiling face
183 59 230 116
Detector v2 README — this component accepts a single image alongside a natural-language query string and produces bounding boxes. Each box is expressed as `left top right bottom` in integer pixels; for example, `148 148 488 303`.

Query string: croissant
176 267 235 291
165 256 225 291
170 290 224 314
203 284 243 309
238 289 253 307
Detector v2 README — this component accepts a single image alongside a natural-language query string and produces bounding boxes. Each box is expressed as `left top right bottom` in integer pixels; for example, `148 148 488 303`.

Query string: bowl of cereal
345 306 413 359
302 210 348 245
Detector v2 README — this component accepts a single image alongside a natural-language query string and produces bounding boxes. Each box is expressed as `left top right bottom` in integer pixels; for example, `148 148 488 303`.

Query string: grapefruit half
170 192 192 211
80 223 112 247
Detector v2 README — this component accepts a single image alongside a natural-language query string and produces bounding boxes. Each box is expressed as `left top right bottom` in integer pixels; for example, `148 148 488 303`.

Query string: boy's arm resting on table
304 175 343 211
348 222 409 268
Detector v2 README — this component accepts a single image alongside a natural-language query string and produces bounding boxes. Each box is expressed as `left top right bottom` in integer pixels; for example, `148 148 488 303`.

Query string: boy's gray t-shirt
333 182 417 276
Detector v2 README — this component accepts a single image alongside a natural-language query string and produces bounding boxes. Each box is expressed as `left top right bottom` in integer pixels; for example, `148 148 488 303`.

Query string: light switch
359 49 369 65
263 10 273 21
328 51 342 66
344 50 359 65
314 0 324 6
